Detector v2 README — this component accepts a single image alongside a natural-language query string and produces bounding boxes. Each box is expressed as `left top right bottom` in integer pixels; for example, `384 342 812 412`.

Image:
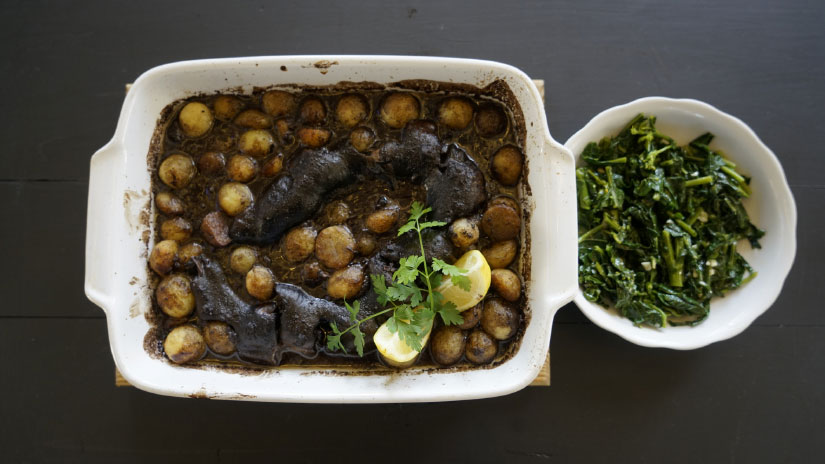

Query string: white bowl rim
565 96 797 350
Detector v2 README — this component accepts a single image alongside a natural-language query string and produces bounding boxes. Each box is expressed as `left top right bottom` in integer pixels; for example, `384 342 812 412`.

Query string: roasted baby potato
299 97 326 125
164 325 206 364
262 90 296 118
178 242 204 265
238 130 274 158
438 97 473 130
229 246 257 274
481 201 521 241
475 103 507 137
491 269 521 302
283 226 317 263
430 325 466 366
226 154 258 183
335 94 369 127
449 218 479 249
457 302 482 330
365 206 399 234
326 264 365 299
159 153 196 189
213 95 244 121
155 192 185 216
156 274 195 318
261 153 284 177
301 261 328 287
297 127 331 147
178 102 213 138
481 240 518 269
160 217 193 242
350 126 375 152
380 92 420 129
246 265 275 300
149 239 178 275
218 182 253 216
234 109 272 129
491 145 523 186
315 225 356 269
465 329 497 364
203 321 237 356
481 298 519 340
197 151 226 176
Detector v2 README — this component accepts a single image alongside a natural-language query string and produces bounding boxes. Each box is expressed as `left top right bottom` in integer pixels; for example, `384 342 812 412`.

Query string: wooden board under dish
115 79 551 389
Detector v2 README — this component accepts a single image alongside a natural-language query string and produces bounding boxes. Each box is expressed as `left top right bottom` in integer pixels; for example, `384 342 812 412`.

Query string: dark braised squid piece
230 147 361 244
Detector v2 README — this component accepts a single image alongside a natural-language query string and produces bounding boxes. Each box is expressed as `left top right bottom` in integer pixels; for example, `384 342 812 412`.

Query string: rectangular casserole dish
85 56 577 403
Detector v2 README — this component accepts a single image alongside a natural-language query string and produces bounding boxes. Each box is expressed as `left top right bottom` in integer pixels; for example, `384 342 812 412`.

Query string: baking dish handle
543 135 579 313
84 141 122 313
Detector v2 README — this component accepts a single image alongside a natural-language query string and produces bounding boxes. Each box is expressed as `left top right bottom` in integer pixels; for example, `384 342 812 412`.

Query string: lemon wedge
374 319 433 368
435 250 491 311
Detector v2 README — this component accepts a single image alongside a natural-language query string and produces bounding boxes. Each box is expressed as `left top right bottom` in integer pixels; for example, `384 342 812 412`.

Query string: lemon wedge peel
435 250 492 312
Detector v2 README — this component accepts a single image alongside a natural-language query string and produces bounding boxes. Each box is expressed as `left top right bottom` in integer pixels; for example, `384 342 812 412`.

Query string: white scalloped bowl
565 97 797 349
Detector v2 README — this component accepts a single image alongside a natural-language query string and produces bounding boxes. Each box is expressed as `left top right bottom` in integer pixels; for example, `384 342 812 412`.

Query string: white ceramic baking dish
85 56 577 403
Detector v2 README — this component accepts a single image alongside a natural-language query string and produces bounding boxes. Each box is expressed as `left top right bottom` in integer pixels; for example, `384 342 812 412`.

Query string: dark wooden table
2 0 822 462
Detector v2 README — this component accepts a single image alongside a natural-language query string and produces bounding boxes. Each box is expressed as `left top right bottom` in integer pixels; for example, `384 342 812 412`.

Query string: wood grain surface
1 0 823 462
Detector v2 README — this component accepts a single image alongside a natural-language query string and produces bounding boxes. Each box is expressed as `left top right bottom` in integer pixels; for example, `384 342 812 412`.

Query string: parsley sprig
326 202 470 356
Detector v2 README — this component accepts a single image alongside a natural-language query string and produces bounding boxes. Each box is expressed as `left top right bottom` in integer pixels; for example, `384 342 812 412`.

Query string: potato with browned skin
301 261 328 287
238 130 274 158
234 109 272 129
226 155 258 183
481 201 521 241
155 192 185 216
356 234 377 256
465 329 497 364
457 302 482 330
218 182 253 216
149 240 178 275
297 127 330 147
229 246 257 274
160 217 192 242
491 269 521 301
438 97 473 130
475 103 507 137
299 97 326 125
336 94 369 127
481 240 518 269
324 202 350 225
283 226 317 263
326 264 365 299
178 242 204 265
315 225 356 269
430 325 466 365
164 325 206 364
350 126 375 152
159 153 196 189
262 90 296 118
203 321 236 356
178 102 213 137
261 153 284 177
380 92 420 129
481 298 519 340
491 145 523 186
365 206 400 234
449 218 479 249
213 96 244 121
197 151 226 176
246 265 275 300
156 274 195 318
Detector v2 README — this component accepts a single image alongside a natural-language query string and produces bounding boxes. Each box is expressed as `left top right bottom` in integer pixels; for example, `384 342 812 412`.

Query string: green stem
685 176 714 187
720 165 746 184
578 223 606 243
335 307 395 337
675 219 697 237
415 219 436 315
